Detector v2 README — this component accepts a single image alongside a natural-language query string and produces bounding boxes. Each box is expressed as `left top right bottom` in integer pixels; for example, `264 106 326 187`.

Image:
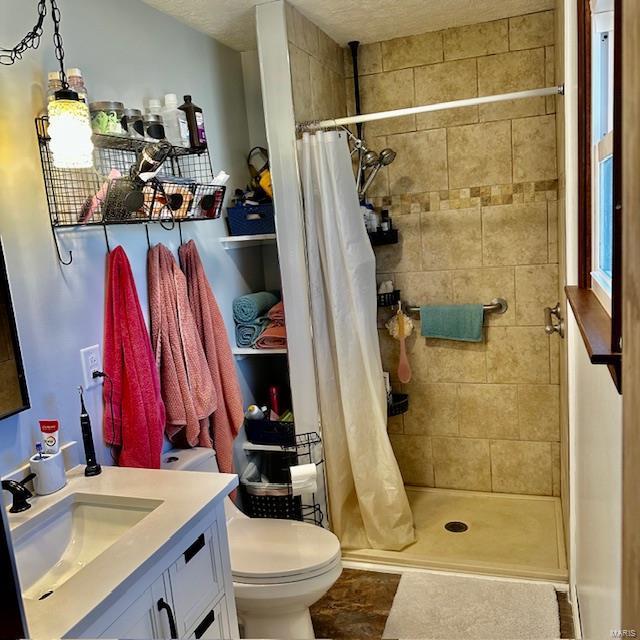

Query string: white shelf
219 234 276 248
243 441 295 452
232 347 288 356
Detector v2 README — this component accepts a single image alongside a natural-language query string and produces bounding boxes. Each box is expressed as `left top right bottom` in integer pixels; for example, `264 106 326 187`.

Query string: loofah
386 312 414 340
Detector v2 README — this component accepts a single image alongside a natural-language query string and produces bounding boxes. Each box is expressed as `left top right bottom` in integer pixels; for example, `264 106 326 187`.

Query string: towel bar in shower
406 298 508 315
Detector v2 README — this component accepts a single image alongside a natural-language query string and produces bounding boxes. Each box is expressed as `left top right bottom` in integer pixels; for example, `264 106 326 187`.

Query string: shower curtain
298 131 415 551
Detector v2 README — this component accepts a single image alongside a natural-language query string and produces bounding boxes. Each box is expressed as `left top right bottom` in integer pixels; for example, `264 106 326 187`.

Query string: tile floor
310 568 575 639
343 486 567 580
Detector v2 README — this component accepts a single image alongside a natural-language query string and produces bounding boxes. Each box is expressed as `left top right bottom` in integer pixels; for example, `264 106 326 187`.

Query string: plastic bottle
179 95 207 149
47 71 62 102
162 93 190 148
67 68 88 103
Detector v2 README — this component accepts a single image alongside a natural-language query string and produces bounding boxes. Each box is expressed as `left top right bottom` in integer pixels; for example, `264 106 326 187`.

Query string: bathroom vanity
9 465 239 639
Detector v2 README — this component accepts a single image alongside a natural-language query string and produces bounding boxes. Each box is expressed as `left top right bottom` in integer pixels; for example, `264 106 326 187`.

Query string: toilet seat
228 518 341 585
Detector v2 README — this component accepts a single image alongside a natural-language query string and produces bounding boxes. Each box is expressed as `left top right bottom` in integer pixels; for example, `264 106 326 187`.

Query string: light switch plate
80 344 102 388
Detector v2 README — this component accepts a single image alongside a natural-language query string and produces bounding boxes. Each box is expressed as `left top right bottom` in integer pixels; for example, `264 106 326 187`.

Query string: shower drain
444 520 469 533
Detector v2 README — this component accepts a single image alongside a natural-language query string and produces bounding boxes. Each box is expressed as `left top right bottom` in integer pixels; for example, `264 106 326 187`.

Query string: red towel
103 247 165 469
254 323 287 349
148 244 217 447
179 241 244 475
267 301 285 326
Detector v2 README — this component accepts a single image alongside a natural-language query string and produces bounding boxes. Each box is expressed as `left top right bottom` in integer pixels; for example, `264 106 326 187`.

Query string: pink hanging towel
103 246 165 469
179 240 244 475
148 243 217 447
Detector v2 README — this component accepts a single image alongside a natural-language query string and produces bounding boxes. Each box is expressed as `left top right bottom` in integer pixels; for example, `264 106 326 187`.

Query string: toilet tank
161 448 220 473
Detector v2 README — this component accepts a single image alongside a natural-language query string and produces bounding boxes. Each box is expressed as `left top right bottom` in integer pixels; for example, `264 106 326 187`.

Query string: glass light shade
48 98 94 169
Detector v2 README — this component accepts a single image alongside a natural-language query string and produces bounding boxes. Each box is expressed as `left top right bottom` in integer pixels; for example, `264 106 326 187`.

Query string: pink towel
267 301 285 326
254 323 287 349
148 243 217 447
179 240 244 475
103 246 165 469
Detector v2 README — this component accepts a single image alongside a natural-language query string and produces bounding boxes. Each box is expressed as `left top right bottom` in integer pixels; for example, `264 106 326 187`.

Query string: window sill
565 285 622 391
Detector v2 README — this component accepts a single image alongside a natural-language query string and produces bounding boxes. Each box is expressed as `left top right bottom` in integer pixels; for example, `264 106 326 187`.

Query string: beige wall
354 11 562 496
286 4 346 122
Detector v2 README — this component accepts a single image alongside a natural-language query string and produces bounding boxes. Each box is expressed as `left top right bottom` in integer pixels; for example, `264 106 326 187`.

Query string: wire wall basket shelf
35 116 225 264
241 432 326 527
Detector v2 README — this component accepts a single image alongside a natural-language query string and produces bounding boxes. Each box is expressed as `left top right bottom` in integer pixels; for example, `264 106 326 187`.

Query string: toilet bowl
161 448 342 640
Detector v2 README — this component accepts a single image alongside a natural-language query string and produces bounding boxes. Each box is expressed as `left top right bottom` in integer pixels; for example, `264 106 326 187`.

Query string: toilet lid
228 518 341 582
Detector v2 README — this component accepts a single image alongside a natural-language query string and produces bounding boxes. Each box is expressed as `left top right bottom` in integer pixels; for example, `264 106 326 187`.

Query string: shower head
359 148 397 199
379 148 396 166
362 150 379 167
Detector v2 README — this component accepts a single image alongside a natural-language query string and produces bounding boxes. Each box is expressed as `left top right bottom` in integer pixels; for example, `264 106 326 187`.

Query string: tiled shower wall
286 4 346 123
353 12 563 496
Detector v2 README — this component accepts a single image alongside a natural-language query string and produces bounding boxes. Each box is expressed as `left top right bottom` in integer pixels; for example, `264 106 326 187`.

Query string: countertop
8 465 237 639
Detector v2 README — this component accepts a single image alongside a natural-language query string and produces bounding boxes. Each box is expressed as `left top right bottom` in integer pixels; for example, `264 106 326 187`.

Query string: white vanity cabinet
71 505 239 640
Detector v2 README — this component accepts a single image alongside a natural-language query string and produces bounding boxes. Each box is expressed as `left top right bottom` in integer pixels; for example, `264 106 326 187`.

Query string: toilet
161 448 342 639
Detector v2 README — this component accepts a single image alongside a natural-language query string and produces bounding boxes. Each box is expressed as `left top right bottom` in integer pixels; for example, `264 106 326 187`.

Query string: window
590 3 614 313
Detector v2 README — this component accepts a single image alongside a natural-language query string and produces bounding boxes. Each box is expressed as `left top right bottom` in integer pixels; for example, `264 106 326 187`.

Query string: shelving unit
220 234 277 249
232 347 287 357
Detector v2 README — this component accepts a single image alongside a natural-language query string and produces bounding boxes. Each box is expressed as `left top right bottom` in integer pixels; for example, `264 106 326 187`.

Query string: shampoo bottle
162 93 190 147
179 95 207 150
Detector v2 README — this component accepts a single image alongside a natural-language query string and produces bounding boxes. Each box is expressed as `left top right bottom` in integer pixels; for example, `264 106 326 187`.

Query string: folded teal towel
233 292 279 323
420 304 484 342
235 318 270 347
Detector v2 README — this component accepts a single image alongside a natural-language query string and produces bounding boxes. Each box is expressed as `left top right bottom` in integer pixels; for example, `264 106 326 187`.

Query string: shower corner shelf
377 289 401 308
369 228 399 246
388 393 409 417
219 234 277 249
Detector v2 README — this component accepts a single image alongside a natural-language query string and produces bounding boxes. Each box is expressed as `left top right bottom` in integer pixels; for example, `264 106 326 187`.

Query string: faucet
2 473 36 513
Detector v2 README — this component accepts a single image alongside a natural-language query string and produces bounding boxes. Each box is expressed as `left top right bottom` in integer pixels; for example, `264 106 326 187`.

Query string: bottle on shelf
179 95 207 150
67 68 89 103
162 93 190 148
47 71 62 102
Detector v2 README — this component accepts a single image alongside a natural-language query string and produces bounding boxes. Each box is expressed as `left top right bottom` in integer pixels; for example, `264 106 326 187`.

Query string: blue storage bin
227 203 275 236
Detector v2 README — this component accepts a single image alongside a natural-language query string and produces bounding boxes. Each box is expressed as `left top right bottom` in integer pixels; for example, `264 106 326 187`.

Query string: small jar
89 101 126 136
123 108 145 140
144 114 165 141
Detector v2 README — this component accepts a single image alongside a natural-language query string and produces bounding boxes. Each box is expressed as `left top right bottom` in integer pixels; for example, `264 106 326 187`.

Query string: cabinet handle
184 533 205 563
157 597 178 639
194 609 216 639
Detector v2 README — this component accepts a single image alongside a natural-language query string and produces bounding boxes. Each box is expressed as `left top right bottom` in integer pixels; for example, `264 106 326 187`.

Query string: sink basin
12 492 161 601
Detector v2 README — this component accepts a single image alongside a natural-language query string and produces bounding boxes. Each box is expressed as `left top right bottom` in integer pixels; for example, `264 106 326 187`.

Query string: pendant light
1 0 94 169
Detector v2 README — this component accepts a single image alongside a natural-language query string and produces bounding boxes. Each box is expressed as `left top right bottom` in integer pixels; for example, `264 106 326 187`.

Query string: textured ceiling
141 0 556 52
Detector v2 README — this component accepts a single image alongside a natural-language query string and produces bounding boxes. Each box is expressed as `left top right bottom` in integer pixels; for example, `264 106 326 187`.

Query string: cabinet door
167 526 224 636
101 576 169 639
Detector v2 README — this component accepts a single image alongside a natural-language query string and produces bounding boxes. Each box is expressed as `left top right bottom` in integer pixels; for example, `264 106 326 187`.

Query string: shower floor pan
342 487 567 581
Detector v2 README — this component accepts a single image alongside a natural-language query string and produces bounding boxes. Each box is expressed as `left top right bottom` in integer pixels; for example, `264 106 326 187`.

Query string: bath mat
382 572 560 639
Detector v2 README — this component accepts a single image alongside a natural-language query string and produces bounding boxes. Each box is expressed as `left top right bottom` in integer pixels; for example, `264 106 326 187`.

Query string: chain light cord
0 0 47 65
1 0 68 88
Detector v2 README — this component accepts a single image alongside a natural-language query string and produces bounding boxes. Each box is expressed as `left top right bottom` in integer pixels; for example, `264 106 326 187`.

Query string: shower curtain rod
298 85 564 131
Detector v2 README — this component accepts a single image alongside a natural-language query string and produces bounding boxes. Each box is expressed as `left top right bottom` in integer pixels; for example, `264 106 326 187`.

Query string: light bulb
48 94 94 169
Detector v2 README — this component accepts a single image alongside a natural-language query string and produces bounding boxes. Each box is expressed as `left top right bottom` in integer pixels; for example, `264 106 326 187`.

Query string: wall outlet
80 344 102 389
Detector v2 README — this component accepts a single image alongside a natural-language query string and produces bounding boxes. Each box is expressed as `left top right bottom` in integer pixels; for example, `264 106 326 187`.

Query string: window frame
572 0 622 391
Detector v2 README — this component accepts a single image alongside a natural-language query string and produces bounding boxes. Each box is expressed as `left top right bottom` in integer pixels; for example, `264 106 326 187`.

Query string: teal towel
420 304 484 342
235 318 270 347
233 292 279 323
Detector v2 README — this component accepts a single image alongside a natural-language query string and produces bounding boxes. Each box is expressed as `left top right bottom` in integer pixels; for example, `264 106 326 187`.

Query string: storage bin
244 418 296 447
227 203 275 236
241 481 303 520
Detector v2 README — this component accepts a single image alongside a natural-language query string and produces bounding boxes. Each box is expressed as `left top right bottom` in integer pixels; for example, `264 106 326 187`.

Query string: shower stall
255 0 568 582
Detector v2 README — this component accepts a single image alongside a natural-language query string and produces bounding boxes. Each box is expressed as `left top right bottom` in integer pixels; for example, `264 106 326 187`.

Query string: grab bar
406 297 508 316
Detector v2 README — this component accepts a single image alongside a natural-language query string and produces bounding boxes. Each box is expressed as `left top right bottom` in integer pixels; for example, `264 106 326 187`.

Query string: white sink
12 492 161 601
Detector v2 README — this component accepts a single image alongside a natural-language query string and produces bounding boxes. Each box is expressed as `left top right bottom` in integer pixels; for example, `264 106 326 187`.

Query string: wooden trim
622 0 640 627
611 0 623 353
565 287 622 384
577 0 592 288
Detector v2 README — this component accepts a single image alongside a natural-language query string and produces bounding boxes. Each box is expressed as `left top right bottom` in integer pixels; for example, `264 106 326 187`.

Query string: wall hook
52 230 73 265
145 223 151 250
102 224 111 254
178 220 184 246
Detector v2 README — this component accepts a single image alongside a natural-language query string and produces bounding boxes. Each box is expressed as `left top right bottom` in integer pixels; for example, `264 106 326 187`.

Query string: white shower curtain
298 131 415 551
